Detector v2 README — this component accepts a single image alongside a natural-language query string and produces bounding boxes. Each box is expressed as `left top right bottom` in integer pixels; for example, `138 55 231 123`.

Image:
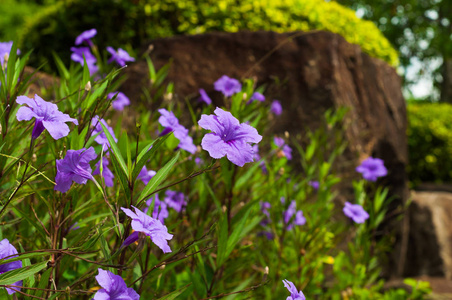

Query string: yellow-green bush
408 103 452 184
19 0 398 71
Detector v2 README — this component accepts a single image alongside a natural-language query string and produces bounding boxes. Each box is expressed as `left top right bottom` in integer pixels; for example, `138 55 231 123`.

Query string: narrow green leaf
82 55 90 85
0 261 48 285
157 283 192 300
109 152 131 200
137 152 180 203
6 42 18 91
216 215 228 268
225 205 252 259
35 268 52 298
132 135 170 182
99 121 128 176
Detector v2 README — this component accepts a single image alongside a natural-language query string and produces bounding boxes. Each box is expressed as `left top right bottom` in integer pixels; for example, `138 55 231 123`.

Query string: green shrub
18 0 398 71
407 102 452 184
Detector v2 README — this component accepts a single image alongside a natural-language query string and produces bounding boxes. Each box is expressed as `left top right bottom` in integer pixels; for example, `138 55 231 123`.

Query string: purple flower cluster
283 280 305 300
55 147 97 193
107 47 135 67
108 92 131 111
343 202 369 224
158 108 196 154
282 198 306 230
214 75 242 97
0 41 20 67
121 206 173 253
93 269 139 300
0 239 22 295
356 157 387 182
198 107 262 167
274 137 293 160
16 95 78 140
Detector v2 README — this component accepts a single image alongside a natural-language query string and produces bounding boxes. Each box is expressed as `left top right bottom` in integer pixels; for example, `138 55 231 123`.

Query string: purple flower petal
199 107 262 167
283 279 305 300
0 239 22 295
75 28 97 46
214 75 242 97
271 100 282 116
199 89 212 105
94 269 139 300
106 47 135 67
356 157 387 182
343 202 369 224
107 92 130 111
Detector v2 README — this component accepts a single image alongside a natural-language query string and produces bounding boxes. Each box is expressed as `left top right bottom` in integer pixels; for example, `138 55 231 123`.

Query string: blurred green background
2 0 451 184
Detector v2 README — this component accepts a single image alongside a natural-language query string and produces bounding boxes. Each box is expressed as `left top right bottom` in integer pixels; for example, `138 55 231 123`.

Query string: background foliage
0 0 398 72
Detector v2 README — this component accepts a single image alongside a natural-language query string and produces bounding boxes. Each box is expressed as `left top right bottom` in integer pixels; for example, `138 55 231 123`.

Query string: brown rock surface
407 191 452 279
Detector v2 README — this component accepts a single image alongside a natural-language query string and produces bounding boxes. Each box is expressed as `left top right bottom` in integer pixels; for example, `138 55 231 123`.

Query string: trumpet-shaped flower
121 206 173 253
164 190 187 213
16 94 78 140
199 89 212 105
108 92 130 111
55 147 97 193
198 107 262 167
283 280 305 300
0 41 20 67
343 202 369 224
93 268 139 300
158 109 196 154
107 47 135 67
75 29 97 46
274 137 292 160
356 157 387 182
137 166 156 185
91 116 117 150
271 100 283 116
249 92 265 103
70 47 98 75
214 75 242 97
0 239 22 295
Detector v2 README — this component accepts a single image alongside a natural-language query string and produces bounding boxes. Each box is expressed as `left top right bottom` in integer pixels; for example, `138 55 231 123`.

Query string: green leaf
6 42 18 92
132 135 170 182
99 121 128 177
137 152 180 203
109 152 131 200
216 215 228 268
35 268 52 298
157 284 192 300
225 204 252 259
0 261 48 285
82 55 90 86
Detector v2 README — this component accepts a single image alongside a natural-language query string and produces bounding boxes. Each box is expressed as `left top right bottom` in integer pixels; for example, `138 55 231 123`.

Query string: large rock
123 30 409 274
407 191 452 279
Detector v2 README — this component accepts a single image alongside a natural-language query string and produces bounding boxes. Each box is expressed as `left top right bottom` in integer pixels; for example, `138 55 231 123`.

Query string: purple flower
274 137 292 160
194 157 203 165
284 200 306 230
0 239 22 295
261 202 271 218
93 268 139 300
121 206 173 253
309 180 320 190
108 92 130 111
158 109 196 154
106 47 135 67
16 94 78 140
91 116 117 150
55 147 97 193
93 156 114 187
144 194 169 224
271 100 283 116
356 157 388 182
214 75 242 97
343 202 369 224
70 47 98 75
199 89 212 105
164 190 187 213
249 92 265 103
137 166 156 185
75 28 97 46
0 41 20 67
198 107 262 167
283 280 305 300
